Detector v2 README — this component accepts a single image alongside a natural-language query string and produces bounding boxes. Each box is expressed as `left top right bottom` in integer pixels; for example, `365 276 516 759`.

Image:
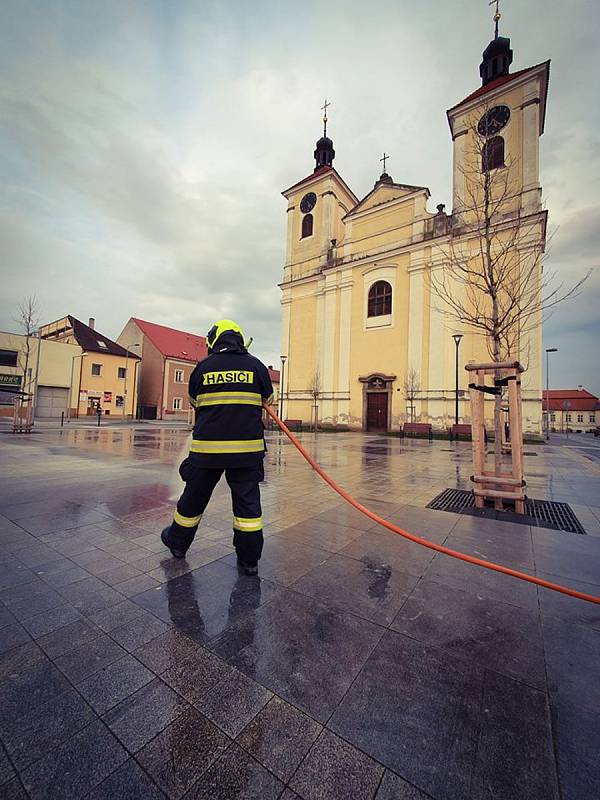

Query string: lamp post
122 343 141 420
545 347 557 440
279 355 287 420
452 334 463 425
68 352 87 421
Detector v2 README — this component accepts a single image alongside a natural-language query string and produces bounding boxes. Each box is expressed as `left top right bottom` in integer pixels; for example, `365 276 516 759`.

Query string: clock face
477 105 511 137
300 192 317 214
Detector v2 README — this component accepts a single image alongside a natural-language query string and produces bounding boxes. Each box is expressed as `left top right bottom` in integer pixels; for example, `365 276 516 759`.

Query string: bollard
61 411 64 427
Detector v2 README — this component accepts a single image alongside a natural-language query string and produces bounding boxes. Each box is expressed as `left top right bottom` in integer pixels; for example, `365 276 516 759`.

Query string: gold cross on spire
322 98 330 137
489 0 502 38
380 152 390 173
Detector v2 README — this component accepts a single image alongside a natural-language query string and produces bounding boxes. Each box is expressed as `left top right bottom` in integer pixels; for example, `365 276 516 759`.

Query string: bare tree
308 370 321 431
15 296 40 400
403 368 421 423
430 108 588 470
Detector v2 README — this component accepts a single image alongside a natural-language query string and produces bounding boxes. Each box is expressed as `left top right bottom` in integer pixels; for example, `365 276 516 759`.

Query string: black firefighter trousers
166 459 264 566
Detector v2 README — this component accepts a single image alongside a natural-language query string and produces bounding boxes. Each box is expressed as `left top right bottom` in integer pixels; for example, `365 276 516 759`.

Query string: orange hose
264 404 600 605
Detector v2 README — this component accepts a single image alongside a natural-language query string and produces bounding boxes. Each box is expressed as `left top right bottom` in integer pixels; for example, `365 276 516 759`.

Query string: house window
577 414 584 423
550 413 556 422
116 395 124 408
0 349 18 367
118 367 126 379
173 398 182 410
368 281 392 317
566 414 572 423
301 214 313 238
175 370 184 383
482 136 504 171
91 363 102 376
97 341 108 349
590 414 596 423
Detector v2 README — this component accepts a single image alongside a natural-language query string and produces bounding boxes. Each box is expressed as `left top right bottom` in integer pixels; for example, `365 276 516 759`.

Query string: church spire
314 98 335 171
479 0 513 86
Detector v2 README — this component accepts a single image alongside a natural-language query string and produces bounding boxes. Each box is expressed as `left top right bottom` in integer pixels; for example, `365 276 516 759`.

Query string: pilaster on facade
407 252 426 376
521 83 541 212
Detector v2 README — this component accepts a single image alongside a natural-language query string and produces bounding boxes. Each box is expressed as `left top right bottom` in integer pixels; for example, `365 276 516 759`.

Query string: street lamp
279 355 287 420
545 347 558 440
68 352 87 420
452 334 463 425
122 343 141 419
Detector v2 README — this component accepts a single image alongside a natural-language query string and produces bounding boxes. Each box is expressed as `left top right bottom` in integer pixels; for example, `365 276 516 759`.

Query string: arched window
482 136 504 172
301 214 313 238
368 280 392 317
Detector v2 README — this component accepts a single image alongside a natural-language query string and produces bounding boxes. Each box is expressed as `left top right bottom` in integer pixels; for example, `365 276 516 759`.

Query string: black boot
161 527 187 559
237 558 258 576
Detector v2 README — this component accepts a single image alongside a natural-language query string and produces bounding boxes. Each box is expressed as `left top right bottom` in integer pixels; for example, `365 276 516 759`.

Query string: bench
402 422 432 440
449 423 472 441
283 419 302 432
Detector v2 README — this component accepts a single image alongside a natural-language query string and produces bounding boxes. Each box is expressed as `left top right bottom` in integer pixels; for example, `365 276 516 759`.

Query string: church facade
279 24 549 435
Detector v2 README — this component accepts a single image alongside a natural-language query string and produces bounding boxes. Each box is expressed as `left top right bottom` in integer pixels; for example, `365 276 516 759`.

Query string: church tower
447 8 550 216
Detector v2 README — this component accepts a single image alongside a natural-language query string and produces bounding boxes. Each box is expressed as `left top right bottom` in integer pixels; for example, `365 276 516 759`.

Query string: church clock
300 192 317 213
477 105 511 137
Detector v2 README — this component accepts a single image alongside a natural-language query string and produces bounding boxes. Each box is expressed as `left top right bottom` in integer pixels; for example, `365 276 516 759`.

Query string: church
278 14 549 435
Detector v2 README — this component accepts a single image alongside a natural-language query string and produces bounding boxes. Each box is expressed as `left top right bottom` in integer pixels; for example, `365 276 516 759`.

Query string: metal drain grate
427 488 586 534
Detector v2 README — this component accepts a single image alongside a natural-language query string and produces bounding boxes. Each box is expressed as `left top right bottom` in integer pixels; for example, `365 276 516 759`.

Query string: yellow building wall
78 353 138 418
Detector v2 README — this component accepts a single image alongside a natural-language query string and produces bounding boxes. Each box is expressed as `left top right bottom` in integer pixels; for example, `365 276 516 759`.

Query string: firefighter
161 319 273 575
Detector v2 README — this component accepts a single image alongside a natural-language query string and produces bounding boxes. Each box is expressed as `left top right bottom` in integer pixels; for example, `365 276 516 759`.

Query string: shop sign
79 390 88 402
103 391 112 402
88 391 102 398
0 374 21 386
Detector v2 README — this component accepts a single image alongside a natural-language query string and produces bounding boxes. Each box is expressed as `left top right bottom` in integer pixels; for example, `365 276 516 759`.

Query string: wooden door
366 392 388 431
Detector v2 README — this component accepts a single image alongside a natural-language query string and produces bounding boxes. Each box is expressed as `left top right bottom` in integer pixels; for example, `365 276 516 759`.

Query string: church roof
132 318 207 363
447 60 550 133
282 166 359 204
347 179 430 217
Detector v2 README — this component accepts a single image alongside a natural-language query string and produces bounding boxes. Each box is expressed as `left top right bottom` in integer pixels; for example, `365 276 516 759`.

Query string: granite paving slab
76 654 154 714
102 677 189 752
20 719 128 800
194 668 272 738
289 728 384 800
328 630 482 800
391 578 546 689
86 759 166 800
136 707 230 799
292 552 419 626
236 696 322 782
0 687 95 771
132 561 281 643
183 743 284 800
210 587 384 723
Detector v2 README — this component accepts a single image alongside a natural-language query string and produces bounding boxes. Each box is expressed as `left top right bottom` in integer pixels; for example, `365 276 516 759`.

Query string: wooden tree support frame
465 360 525 514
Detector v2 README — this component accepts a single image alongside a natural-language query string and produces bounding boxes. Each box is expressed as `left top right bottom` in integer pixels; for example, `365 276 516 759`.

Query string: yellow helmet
207 319 247 352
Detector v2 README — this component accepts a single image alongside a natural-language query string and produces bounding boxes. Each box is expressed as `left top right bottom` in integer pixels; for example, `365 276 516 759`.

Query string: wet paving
0 425 599 799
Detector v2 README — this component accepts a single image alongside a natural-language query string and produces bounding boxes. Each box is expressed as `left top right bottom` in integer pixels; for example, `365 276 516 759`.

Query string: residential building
0 331 82 419
39 316 140 418
543 387 599 433
267 366 280 407
118 318 207 419
280 21 547 433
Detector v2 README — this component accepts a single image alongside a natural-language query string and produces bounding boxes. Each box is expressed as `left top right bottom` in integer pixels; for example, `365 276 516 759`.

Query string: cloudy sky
1 0 598 392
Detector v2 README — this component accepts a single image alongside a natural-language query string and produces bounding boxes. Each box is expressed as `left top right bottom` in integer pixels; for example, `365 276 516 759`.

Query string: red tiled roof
268 367 280 383
543 389 599 412
133 318 207 363
448 60 550 114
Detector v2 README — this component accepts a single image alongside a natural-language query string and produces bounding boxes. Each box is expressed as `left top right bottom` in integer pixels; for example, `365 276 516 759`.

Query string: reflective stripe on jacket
188 346 273 467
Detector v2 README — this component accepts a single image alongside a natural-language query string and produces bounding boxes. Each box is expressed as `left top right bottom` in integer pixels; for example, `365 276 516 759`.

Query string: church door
366 392 388 431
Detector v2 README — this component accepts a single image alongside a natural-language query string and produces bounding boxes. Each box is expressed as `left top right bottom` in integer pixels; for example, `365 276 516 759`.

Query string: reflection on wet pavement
0 426 599 798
